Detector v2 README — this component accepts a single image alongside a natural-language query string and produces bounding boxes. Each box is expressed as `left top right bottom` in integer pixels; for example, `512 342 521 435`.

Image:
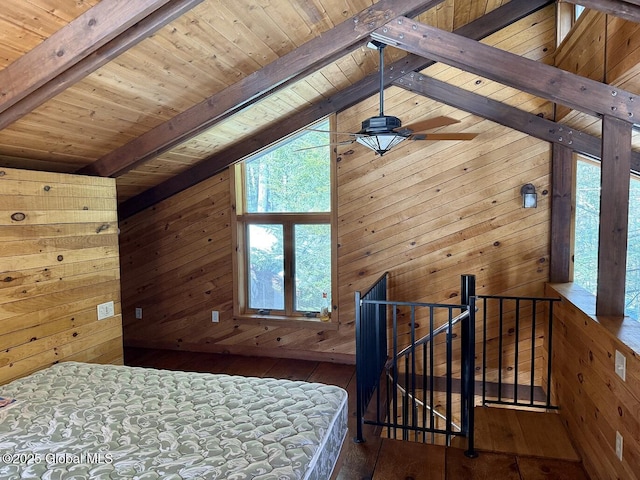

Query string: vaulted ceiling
1 0 639 218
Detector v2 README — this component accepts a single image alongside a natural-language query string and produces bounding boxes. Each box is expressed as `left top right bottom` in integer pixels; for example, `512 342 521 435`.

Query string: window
557 3 587 45
574 157 640 320
232 119 334 321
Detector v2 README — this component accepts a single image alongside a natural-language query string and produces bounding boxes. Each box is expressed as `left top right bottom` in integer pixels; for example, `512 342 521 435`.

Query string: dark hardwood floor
123 348 590 480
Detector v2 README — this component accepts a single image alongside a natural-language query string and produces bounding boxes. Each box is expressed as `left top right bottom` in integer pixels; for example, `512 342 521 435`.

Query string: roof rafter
564 0 640 23
371 17 640 122
0 0 173 116
0 0 206 131
79 0 446 178
118 0 554 219
392 73 640 172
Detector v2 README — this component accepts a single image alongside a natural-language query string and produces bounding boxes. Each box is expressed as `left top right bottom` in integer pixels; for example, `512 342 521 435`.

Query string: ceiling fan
306 40 477 156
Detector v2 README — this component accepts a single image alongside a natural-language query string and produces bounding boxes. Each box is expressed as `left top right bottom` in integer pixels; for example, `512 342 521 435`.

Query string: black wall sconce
521 183 537 208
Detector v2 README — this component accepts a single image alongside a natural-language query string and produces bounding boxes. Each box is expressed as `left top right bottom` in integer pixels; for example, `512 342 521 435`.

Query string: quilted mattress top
0 362 348 479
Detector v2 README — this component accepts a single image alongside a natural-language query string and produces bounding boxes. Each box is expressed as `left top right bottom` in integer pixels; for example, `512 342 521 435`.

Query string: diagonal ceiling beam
0 0 172 116
564 0 640 23
118 0 554 219
79 0 445 177
0 0 205 131
371 17 640 122
392 73 640 172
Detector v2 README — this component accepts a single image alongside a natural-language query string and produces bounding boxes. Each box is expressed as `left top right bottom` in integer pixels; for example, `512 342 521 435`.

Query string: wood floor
124 348 590 480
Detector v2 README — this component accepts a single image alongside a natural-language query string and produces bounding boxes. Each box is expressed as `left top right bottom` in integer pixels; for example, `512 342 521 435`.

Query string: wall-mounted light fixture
520 183 537 208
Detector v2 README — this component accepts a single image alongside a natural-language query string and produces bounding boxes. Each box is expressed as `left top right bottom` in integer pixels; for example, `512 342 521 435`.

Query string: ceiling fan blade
304 127 359 136
411 133 478 141
294 140 356 152
400 116 461 132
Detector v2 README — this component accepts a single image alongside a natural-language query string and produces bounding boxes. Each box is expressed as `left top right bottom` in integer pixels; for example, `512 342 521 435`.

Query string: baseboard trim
123 339 355 365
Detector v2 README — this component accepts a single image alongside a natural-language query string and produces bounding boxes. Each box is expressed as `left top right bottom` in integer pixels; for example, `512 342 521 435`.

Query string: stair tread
473 406 580 461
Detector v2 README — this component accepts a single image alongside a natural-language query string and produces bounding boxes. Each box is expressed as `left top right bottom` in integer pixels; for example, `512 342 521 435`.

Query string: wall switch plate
212 311 219 323
615 350 626 381
616 431 623 461
135 307 143 319
97 301 115 320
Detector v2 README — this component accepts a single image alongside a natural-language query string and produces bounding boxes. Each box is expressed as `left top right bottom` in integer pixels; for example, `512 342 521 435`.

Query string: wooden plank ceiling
0 0 639 208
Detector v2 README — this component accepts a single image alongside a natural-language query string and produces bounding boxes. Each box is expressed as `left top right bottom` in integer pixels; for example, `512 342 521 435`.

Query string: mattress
0 362 348 479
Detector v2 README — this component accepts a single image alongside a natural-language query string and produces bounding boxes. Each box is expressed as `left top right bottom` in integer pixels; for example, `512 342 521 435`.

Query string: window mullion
283 220 295 316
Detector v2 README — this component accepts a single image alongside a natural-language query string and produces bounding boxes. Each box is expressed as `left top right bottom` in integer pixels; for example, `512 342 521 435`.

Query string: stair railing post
354 290 365 443
460 275 473 433
465 295 478 458
460 274 478 458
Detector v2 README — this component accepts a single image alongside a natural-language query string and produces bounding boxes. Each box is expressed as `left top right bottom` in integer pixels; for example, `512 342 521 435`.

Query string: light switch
97 301 115 321
615 350 626 381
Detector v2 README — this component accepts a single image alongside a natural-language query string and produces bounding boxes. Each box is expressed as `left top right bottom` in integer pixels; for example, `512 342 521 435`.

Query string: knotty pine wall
120 115 552 365
120 4 555 368
555 9 640 120
120 5 556 366
548 283 640 480
0 167 123 385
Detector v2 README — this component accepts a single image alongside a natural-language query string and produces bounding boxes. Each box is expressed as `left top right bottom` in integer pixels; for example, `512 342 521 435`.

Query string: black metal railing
355 274 477 458
478 294 560 409
355 271 389 445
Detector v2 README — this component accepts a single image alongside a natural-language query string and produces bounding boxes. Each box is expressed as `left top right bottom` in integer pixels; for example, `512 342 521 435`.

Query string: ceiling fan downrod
355 41 407 155
377 41 385 117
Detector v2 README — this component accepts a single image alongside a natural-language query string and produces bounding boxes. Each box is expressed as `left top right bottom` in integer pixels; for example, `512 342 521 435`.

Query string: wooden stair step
473 406 580 461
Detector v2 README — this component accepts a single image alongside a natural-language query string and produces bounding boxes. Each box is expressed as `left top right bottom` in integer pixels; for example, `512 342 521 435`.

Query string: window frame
556 2 587 46
230 116 338 327
573 154 640 320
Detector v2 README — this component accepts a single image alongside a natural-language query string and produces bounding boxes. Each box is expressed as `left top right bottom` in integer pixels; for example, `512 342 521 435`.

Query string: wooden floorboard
123 348 590 479
374 440 446 480
517 456 590 480
447 448 521 480
473 406 581 461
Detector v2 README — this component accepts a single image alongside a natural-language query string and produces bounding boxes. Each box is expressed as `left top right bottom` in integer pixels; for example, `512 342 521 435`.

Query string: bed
0 362 348 479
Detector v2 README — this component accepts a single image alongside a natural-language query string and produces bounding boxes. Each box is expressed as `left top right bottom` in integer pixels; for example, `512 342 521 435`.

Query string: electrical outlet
616 431 623 461
135 307 143 319
97 301 115 320
212 311 219 323
615 350 626 381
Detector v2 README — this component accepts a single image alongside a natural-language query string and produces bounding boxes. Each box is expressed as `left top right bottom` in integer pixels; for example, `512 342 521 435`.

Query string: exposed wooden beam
448 0 555 39
0 0 172 116
118 0 554 218
79 0 445 177
550 144 574 283
371 17 640 122
0 0 205 131
116 54 428 219
393 73 640 172
563 0 640 23
596 116 631 316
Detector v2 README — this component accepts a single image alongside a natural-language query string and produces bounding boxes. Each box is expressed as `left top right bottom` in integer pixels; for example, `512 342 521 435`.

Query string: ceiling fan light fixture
355 115 407 156
355 132 406 156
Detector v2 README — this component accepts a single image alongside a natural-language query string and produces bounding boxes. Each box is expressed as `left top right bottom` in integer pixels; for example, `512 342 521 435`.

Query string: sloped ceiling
0 0 639 214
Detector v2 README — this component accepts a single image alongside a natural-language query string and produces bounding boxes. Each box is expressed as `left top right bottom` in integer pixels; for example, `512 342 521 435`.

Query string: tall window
233 119 334 320
574 158 640 320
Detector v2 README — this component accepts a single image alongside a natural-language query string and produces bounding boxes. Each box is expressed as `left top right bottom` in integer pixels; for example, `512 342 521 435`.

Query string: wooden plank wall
547 283 640 480
119 170 357 363
606 14 640 86
554 9 640 119
119 8 554 367
0 167 122 385
554 9 606 122
119 117 552 364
